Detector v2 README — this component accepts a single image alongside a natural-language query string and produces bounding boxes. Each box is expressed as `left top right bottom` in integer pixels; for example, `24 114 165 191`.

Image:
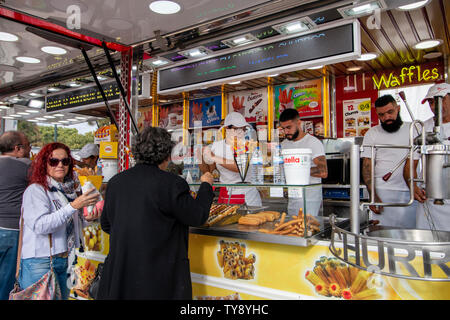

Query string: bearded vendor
200 112 262 206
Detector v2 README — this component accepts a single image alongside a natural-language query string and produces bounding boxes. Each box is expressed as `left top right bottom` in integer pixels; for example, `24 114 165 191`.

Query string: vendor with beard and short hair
361 94 418 228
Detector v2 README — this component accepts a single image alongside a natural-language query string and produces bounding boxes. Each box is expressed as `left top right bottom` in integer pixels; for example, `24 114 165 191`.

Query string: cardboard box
94 125 118 143
99 141 118 159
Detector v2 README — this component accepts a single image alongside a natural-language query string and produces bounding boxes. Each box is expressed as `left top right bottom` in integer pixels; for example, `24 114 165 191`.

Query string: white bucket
281 148 312 185
101 159 118 182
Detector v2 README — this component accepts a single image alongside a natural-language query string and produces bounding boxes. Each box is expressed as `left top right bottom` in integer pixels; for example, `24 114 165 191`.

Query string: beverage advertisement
228 88 268 123
189 95 222 128
275 79 322 119
159 103 183 130
343 98 371 137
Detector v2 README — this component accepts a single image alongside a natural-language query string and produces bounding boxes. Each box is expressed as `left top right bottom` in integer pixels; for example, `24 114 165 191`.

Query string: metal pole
350 143 360 234
53 124 58 142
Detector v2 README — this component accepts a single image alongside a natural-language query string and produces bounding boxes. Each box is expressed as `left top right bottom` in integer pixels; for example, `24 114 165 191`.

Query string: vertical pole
221 84 227 140
118 48 132 172
151 71 159 127
267 77 274 142
182 92 189 145
350 143 361 234
53 125 58 142
322 68 330 138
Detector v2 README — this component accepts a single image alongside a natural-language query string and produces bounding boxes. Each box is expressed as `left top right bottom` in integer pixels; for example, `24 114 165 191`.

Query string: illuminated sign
372 64 443 90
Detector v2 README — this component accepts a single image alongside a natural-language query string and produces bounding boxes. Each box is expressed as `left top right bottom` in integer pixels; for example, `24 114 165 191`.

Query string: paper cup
281 148 312 185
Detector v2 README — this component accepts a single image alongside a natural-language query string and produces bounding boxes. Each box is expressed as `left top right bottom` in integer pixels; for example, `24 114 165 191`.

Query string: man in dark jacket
97 127 214 300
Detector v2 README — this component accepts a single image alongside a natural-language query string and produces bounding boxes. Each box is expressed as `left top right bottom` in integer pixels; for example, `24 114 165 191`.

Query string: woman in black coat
97 127 214 300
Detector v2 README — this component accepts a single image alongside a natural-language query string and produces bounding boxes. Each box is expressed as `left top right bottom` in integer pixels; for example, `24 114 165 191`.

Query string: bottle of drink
272 144 285 185
250 146 264 184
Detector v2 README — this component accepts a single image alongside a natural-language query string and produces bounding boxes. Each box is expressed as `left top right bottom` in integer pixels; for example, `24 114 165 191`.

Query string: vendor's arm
310 155 328 179
204 146 239 173
362 157 383 213
22 184 77 235
403 158 426 203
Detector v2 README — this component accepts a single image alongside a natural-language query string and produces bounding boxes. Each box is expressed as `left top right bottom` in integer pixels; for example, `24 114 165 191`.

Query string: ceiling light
43 115 56 119
339 1 385 18
75 116 88 120
0 32 19 42
34 117 47 121
178 46 212 58
27 119 38 122
272 18 315 35
0 105 9 110
2 116 14 119
413 39 443 50
16 57 41 64
10 114 22 118
149 1 181 14
97 75 107 81
67 118 78 121
28 100 44 108
423 51 442 59
308 65 324 70
17 112 30 115
41 46 67 55
53 114 65 117
68 82 82 87
268 74 279 77
145 57 171 67
222 33 258 47
26 109 40 113
357 53 378 61
29 92 42 97
347 66 363 72
48 87 62 92
397 0 429 11
59 120 70 123
229 81 241 85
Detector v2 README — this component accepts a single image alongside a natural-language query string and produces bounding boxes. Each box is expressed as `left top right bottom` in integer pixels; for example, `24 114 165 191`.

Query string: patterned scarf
47 176 79 253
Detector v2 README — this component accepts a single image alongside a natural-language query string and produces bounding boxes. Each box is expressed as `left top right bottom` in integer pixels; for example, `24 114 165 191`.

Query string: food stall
0 0 449 301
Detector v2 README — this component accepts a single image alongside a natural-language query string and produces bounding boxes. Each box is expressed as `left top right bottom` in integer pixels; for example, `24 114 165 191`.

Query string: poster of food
189 95 222 128
228 88 268 123
137 106 153 131
275 79 322 119
343 98 371 137
159 103 183 130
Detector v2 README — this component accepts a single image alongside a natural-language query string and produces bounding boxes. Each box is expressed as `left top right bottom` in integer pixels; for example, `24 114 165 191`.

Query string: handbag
9 215 62 300
88 262 104 300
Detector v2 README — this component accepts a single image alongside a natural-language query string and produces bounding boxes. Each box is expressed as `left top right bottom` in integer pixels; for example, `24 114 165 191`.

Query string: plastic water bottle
251 147 264 184
273 145 285 184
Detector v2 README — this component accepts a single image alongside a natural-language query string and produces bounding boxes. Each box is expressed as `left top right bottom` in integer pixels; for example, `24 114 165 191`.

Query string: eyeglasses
48 157 71 167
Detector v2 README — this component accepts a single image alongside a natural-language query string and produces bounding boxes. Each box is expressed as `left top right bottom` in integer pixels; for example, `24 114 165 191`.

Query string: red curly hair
30 142 74 189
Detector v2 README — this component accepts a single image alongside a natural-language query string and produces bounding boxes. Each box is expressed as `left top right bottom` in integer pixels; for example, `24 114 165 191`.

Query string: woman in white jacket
19 142 100 299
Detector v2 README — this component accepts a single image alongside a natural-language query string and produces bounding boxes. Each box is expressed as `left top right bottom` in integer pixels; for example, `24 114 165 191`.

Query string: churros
217 240 256 280
257 213 320 237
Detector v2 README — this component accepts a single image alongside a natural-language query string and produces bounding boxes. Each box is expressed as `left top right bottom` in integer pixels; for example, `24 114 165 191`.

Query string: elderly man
77 143 100 170
404 83 450 231
0 131 31 299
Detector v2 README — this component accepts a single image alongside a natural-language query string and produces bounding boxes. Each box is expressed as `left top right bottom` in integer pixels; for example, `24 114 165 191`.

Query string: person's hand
369 194 384 214
83 200 104 221
202 147 215 165
200 172 214 186
71 188 100 210
414 185 427 203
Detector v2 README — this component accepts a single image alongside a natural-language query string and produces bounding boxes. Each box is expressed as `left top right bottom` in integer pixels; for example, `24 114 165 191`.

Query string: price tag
269 187 284 197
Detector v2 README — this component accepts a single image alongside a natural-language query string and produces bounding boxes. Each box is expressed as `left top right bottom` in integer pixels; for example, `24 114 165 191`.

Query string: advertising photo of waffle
204 204 241 227
305 256 383 300
217 240 256 280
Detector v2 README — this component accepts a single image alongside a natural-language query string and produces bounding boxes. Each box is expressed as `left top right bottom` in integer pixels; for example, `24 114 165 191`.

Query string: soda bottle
272 144 285 184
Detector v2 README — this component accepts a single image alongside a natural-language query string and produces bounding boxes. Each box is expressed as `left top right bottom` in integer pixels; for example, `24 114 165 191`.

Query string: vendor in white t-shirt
200 112 262 206
361 95 417 228
279 108 327 216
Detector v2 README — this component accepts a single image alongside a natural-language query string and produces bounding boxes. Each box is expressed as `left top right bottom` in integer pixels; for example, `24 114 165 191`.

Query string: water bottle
251 147 264 184
273 145 285 184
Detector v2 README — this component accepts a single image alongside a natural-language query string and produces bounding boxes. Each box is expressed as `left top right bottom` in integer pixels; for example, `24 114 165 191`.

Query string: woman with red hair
18 142 100 299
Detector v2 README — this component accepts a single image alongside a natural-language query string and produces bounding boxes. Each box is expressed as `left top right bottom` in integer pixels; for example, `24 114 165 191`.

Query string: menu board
275 79 323 119
189 95 222 128
158 22 356 92
159 103 183 130
227 88 268 123
343 98 371 137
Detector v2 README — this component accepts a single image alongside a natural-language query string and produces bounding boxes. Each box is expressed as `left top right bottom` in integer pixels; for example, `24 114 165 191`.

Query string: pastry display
257 209 321 236
238 211 281 226
217 240 256 280
204 204 241 227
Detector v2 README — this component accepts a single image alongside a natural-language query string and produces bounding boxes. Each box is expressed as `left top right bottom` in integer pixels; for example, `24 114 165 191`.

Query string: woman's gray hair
132 126 175 165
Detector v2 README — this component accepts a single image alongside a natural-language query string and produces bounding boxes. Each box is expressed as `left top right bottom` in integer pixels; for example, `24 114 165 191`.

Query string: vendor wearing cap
76 143 100 172
404 83 450 231
200 112 262 206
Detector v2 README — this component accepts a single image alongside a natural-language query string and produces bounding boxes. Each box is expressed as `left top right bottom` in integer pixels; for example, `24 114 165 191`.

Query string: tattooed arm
362 157 383 213
310 155 328 179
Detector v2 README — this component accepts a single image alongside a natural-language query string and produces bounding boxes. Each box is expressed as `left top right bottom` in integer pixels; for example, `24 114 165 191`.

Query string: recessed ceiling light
308 65 324 70
75 116 88 120
10 114 22 118
41 46 67 55
222 33 258 48
0 32 19 42
16 56 41 64
272 18 314 35
423 51 442 59
26 109 40 113
397 0 429 11
347 66 363 72
229 81 241 85
17 112 30 115
149 1 181 14
34 117 47 121
48 87 62 92
68 118 79 121
178 46 212 58
29 92 42 97
27 119 38 122
53 114 65 117
59 120 70 123
28 100 44 108
68 82 82 87
43 115 56 119
268 74 279 77
0 105 9 110
2 116 14 119
357 53 378 61
413 39 443 50
339 1 384 18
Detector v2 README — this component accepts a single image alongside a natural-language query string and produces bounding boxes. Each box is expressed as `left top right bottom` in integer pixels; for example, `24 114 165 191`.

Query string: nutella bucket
281 148 312 185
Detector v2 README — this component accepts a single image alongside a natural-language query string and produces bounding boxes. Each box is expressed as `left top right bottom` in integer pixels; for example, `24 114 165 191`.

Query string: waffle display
217 240 256 280
305 256 382 300
204 204 241 227
258 209 321 237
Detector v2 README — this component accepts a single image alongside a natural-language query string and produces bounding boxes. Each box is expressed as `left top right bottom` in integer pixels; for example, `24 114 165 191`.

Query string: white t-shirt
361 123 412 191
281 134 325 184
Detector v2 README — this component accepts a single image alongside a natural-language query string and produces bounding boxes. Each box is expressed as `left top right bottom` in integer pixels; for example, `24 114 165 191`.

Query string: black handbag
88 262 103 300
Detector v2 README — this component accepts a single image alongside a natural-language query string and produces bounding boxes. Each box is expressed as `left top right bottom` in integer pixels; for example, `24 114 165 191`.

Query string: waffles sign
372 64 442 90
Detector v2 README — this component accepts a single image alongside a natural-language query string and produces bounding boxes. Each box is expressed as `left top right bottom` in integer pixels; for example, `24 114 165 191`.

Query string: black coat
97 163 214 300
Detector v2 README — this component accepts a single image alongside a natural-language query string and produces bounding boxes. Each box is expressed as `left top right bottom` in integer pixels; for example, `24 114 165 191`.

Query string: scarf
47 176 79 253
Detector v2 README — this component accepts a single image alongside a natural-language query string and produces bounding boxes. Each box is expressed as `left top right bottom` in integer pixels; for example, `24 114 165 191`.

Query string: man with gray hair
0 130 31 299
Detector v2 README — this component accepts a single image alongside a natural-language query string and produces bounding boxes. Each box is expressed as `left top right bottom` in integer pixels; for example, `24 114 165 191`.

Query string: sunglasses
48 157 71 167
